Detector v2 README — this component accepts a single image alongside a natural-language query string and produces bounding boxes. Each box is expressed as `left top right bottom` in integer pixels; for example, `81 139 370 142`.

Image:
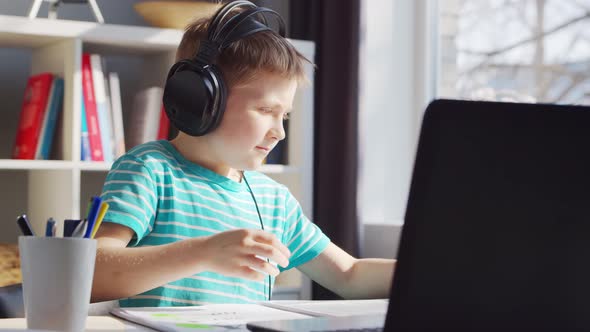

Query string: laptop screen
386 99 590 331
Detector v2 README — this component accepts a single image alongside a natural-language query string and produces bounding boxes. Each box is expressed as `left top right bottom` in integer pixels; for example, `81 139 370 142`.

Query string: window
439 0 590 105
358 0 590 227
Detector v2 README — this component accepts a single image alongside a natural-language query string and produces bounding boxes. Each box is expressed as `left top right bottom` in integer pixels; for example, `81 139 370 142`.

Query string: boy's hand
200 229 291 281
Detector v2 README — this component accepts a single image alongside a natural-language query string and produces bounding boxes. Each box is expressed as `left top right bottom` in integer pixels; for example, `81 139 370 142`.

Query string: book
81 53 104 161
13 72 54 160
35 77 64 160
80 96 91 161
103 79 116 161
110 300 388 332
157 104 170 140
33 76 56 160
265 140 286 164
126 86 163 149
108 72 125 158
103 75 116 161
265 119 289 165
90 53 114 162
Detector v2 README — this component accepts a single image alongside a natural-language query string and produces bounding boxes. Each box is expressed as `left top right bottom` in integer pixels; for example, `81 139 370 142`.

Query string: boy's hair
176 7 312 88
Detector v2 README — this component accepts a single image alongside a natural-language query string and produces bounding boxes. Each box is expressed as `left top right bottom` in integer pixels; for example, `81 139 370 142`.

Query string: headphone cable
243 171 273 301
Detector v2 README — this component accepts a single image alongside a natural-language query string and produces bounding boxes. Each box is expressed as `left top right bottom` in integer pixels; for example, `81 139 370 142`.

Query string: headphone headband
208 1 255 39
216 7 286 47
193 2 285 65
200 4 285 61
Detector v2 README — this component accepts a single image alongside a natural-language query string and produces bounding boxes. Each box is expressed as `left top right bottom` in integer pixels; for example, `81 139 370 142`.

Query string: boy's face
207 71 297 170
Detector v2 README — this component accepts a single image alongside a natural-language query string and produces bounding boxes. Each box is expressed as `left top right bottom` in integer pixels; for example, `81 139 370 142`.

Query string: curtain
289 0 361 300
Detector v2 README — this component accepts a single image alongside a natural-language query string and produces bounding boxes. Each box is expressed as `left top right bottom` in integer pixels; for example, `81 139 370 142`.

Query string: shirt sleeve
100 155 157 246
280 191 330 271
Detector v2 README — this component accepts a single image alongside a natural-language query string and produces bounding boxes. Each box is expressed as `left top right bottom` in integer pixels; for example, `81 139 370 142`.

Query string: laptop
247 100 590 332
247 99 590 332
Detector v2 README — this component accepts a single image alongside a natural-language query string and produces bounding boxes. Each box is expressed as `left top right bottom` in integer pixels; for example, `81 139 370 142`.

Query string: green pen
85 197 93 220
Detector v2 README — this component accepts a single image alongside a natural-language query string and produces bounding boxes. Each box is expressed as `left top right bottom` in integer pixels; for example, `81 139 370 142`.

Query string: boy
92 2 394 307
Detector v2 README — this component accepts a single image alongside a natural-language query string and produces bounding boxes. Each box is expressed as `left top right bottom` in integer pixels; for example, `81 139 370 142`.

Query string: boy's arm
91 222 208 302
91 223 291 303
297 242 395 299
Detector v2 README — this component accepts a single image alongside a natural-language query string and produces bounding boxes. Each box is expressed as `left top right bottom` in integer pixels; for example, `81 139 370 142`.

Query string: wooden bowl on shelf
134 1 220 30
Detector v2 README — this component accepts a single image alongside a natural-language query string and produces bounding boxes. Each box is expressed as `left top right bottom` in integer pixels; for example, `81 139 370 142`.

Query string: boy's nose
269 120 286 141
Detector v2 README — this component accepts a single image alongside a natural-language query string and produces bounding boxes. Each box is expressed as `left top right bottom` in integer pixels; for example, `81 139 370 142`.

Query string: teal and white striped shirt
100 140 330 307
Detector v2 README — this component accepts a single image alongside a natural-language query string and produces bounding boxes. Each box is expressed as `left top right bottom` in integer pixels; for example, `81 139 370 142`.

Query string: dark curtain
289 0 361 300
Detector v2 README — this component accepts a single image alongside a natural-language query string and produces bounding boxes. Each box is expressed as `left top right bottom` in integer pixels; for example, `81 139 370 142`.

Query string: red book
157 104 170 140
82 53 104 161
13 73 54 159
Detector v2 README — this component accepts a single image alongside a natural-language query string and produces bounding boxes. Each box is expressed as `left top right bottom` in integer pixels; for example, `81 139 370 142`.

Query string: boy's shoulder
115 140 175 168
243 170 290 193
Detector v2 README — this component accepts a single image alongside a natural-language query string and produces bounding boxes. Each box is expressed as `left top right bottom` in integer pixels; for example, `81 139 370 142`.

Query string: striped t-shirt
100 140 330 307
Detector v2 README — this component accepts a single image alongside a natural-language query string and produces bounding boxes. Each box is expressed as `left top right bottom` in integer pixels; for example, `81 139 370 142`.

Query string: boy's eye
258 107 290 120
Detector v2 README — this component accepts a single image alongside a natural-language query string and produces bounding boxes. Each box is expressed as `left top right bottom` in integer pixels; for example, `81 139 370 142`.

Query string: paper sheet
111 304 310 332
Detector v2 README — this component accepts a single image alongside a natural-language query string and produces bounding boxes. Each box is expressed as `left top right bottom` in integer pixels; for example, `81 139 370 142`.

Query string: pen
84 196 102 238
85 198 93 220
45 218 56 237
72 219 87 238
16 214 35 236
90 202 109 239
63 219 82 237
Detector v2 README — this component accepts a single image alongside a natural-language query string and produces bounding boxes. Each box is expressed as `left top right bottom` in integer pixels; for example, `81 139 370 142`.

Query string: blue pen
45 218 56 237
16 214 35 236
83 196 102 238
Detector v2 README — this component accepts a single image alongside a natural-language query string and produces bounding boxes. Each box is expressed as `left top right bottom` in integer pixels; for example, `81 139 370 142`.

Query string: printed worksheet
111 304 310 331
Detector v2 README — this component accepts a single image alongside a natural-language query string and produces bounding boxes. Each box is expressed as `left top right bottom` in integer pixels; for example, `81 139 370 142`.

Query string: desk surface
0 316 150 331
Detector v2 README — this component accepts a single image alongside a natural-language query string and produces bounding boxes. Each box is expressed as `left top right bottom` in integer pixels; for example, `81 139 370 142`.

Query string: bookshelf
0 15 315 300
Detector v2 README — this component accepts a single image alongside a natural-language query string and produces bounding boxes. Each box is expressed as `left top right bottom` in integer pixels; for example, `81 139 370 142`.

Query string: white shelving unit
0 15 315 300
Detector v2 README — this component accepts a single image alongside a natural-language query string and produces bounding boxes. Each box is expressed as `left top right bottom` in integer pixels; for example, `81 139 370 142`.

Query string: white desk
0 316 150 331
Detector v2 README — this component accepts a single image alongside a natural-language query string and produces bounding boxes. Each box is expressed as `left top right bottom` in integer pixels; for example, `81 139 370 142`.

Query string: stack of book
13 72 64 160
80 52 169 162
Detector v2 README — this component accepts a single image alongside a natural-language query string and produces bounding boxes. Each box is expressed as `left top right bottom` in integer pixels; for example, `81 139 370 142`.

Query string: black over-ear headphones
162 0 286 136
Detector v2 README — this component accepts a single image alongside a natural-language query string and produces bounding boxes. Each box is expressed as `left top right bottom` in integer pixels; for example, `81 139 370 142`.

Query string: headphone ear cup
163 65 215 136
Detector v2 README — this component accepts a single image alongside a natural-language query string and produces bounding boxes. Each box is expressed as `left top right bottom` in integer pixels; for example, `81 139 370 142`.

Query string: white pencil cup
18 236 97 332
